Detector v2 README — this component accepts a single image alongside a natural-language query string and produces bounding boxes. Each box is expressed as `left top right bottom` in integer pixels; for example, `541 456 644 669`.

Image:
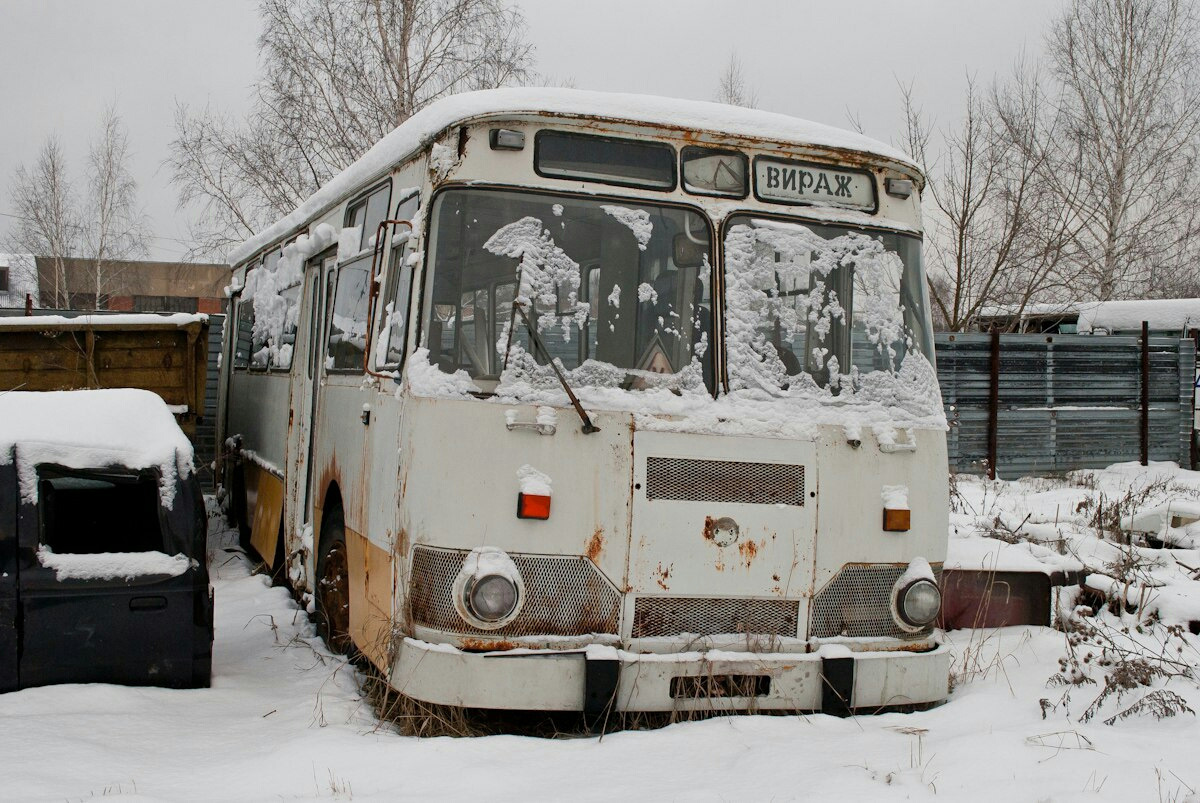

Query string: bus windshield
423 188 713 392
723 215 933 395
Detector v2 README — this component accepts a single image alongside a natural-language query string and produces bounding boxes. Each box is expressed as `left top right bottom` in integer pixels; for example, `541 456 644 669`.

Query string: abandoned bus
218 88 950 715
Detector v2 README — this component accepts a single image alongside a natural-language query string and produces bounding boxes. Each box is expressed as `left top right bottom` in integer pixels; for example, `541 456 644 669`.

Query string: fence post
988 329 1000 480
1141 320 1150 466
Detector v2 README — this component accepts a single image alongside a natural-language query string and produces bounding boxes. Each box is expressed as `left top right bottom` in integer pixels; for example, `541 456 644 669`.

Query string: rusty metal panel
939 569 1055 630
248 465 284 564
408 545 620 637
347 529 395 671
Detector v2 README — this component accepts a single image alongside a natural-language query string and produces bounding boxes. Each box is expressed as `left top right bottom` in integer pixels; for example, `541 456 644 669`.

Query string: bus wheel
315 506 353 655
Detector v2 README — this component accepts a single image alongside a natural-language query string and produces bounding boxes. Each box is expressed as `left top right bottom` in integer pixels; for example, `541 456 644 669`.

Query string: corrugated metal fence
195 313 224 489
936 332 1195 476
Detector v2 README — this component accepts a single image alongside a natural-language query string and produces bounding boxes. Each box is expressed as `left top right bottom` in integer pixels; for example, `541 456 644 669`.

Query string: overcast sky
0 0 1066 262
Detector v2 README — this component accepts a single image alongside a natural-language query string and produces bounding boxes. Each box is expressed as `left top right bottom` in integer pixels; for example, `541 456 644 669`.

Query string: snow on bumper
390 637 951 712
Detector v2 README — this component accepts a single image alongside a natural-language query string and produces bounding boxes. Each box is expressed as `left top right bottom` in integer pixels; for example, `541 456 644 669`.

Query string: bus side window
272 282 301 370
244 262 269 371
345 182 393 253
379 190 420 369
326 255 372 372
234 294 252 369
383 245 414 367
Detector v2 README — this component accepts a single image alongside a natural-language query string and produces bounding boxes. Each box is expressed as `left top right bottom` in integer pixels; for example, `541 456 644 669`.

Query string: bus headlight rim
892 577 941 632
451 548 525 631
466 573 520 623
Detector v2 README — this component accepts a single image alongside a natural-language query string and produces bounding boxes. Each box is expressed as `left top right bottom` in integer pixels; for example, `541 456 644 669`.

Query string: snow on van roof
0 312 207 329
0 389 194 507
1078 298 1200 333
230 87 917 265
980 298 1200 333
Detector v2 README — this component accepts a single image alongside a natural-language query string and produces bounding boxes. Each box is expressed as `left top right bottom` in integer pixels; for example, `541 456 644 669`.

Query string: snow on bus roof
230 87 917 265
0 389 194 507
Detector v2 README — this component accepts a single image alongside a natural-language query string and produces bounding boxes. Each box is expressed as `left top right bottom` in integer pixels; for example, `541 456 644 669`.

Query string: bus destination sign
754 157 876 212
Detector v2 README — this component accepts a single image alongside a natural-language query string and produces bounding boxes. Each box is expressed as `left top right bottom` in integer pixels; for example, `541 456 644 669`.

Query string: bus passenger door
286 251 335 564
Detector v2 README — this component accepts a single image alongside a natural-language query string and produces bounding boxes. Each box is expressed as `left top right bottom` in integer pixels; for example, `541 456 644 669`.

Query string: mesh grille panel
632 596 800 638
645 457 805 505
409 546 620 637
809 564 942 639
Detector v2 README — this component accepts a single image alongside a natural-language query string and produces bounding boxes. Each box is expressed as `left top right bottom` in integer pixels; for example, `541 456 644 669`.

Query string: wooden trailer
0 313 210 439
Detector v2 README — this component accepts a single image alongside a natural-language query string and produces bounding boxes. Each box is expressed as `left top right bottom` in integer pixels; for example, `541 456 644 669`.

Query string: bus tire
315 505 354 655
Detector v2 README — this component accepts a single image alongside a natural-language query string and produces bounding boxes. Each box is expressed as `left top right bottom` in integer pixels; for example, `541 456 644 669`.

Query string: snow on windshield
422 188 712 392
483 216 588 337
413 191 942 437
723 217 932 396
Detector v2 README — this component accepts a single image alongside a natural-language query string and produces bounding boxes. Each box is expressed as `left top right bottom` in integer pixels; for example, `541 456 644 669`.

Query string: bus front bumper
390 637 951 713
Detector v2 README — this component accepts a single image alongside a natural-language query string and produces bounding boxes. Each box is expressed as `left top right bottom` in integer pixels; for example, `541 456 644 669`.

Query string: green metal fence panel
935 333 1195 476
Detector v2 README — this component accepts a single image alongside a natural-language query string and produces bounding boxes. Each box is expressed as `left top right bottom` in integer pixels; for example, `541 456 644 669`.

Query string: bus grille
408 546 620 637
631 596 800 638
808 564 942 639
645 457 805 506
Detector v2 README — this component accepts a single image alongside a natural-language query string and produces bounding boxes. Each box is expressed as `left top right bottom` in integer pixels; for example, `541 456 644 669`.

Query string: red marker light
517 493 551 520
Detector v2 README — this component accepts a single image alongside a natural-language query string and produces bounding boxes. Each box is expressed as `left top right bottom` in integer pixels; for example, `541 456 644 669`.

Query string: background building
32 257 228 313
0 254 39 309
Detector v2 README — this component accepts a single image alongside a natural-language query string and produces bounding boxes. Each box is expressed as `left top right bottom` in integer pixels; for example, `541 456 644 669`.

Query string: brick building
33 257 229 314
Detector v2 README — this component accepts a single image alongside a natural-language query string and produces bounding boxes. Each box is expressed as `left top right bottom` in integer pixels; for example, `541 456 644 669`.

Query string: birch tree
169 0 534 258
5 137 78 308
1047 0 1200 300
715 53 758 109
83 107 149 310
900 74 1075 332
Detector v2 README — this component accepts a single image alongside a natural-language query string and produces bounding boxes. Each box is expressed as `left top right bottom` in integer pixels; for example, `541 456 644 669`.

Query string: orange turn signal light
517 493 551 520
883 508 911 532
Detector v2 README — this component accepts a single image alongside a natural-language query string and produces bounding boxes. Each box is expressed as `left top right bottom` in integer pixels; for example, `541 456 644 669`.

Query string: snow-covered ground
6 468 1200 801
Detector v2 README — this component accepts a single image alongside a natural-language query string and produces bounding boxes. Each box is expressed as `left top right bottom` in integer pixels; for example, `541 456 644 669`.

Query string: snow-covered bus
218 88 950 716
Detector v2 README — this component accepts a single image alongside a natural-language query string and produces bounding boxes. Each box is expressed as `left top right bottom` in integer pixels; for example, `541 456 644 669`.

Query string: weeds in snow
1044 606 1198 726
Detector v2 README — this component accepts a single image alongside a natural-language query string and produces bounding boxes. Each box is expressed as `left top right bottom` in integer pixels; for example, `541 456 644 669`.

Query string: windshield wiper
504 300 600 435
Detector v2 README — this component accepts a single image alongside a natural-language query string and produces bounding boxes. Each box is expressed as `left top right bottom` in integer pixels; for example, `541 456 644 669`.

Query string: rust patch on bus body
703 515 717 542
563 114 917 182
586 528 604 562
654 562 672 590
738 539 759 568
458 637 520 652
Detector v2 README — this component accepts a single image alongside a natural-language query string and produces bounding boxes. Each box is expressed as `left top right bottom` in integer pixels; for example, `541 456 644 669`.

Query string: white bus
219 88 950 716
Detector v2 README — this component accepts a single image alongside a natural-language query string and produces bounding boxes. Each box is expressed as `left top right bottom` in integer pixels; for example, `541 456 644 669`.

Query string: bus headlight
894 578 942 630
452 547 525 630
467 575 519 622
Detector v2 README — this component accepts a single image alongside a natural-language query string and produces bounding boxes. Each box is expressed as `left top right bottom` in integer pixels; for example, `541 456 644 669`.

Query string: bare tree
715 52 757 108
169 0 534 258
83 106 149 310
986 58 1085 324
1047 0 1200 300
900 77 1044 331
5 137 78 308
